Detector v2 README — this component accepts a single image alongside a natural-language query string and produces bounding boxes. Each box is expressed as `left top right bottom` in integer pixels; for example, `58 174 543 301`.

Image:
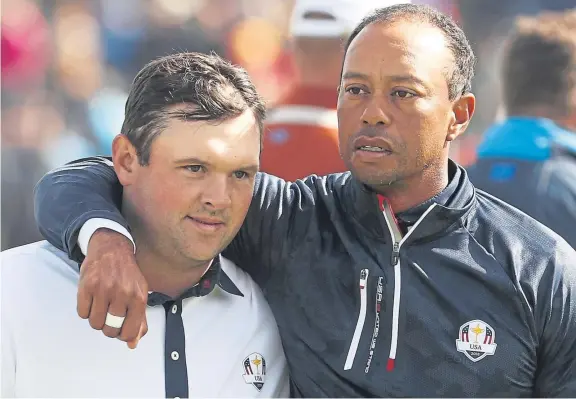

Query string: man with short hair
1 52 289 398
467 10 576 248
33 4 576 397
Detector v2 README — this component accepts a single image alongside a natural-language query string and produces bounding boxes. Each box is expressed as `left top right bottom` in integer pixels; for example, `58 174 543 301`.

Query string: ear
112 134 140 186
446 93 476 142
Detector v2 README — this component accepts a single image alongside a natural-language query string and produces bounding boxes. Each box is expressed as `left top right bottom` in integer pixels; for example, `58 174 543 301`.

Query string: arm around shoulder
33 157 129 262
223 172 336 283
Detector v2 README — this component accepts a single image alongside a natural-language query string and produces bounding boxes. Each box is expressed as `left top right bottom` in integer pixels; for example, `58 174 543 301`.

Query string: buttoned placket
163 299 188 399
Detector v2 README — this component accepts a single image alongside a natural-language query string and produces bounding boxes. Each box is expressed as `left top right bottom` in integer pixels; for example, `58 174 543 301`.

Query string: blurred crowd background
2 0 575 250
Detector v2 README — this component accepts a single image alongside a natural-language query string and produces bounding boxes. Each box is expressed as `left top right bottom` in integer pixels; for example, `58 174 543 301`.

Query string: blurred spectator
1 0 51 91
456 0 576 138
261 0 379 180
467 10 576 247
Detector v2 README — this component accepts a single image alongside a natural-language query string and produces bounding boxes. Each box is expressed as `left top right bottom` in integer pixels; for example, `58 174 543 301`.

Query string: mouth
355 145 393 155
186 216 226 233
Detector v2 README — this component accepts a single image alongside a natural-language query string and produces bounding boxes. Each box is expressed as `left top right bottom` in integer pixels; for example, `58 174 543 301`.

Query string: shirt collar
395 161 461 226
147 255 243 307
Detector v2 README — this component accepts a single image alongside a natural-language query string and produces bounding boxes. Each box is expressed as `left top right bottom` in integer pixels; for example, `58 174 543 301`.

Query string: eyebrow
388 74 428 88
341 71 371 81
174 157 259 172
342 71 429 88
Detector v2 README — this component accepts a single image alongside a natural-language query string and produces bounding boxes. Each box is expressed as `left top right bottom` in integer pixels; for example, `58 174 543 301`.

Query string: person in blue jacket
467 10 576 248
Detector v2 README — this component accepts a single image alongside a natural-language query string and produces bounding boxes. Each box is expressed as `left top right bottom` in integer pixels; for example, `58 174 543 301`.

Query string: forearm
34 157 128 262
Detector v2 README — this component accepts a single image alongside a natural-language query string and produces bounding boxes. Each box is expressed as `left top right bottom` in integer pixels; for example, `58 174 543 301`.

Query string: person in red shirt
261 0 388 180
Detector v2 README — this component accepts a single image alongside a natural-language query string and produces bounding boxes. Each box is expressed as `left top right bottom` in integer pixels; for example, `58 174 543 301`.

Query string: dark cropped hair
121 52 266 165
340 3 476 100
502 10 576 116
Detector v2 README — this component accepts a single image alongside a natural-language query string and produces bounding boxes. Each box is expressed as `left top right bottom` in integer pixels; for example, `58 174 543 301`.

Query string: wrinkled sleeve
223 172 323 285
533 240 576 397
33 157 126 263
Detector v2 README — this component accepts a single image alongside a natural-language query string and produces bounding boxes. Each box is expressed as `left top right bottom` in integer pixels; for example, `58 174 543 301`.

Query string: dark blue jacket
33 157 576 397
467 117 576 248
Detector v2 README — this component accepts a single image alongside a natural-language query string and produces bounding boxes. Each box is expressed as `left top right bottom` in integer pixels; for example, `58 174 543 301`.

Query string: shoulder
541 156 576 199
471 189 576 294
1 241 79 287
254 171 352 196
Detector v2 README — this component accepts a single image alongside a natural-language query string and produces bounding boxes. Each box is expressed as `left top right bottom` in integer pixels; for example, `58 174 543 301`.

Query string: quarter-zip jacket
34 157 576 397
467 117 576 248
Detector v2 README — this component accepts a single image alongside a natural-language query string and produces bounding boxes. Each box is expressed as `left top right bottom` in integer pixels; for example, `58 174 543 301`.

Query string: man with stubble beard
32 4 576 397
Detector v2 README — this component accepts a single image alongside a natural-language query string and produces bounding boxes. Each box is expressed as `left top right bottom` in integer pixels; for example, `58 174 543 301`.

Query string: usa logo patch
456 319 497 362
242 352 266 391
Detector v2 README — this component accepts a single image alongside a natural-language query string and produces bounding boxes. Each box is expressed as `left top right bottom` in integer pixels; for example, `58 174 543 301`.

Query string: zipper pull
360 269 368 285
391 242 400 266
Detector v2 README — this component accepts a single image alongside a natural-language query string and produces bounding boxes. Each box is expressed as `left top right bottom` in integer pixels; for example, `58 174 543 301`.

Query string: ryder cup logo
242 352 266 391
456 319 497 362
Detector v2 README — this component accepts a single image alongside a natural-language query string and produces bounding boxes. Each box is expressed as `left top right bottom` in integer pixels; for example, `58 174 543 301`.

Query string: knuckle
133 291 148 305
79 276 98 293
102 328 119 338
89 319 103 331
119 331 134 342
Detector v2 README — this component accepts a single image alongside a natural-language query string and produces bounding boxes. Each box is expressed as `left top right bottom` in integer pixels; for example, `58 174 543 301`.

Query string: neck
373 161 449 213
137 245 212 298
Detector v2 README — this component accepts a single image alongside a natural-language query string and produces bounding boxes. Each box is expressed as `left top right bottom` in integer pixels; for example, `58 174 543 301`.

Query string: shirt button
171 304 177 314
171 351 179 361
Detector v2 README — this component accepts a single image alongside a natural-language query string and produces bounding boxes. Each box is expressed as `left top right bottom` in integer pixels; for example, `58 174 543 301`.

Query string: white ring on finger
105 312 126 329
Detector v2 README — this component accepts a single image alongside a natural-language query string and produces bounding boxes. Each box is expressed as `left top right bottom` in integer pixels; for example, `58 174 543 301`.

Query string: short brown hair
501 10 576 116
121 52 266 165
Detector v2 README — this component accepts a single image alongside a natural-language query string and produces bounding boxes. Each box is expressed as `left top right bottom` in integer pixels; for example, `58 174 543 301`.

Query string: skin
337 19 476 212
115 106 260 298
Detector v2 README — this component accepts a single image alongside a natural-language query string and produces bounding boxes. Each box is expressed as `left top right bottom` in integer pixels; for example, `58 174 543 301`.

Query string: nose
361 97 391 126
200 175 232 210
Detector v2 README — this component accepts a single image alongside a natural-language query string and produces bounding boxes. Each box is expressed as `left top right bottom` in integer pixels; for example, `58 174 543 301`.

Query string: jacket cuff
78 218 136 256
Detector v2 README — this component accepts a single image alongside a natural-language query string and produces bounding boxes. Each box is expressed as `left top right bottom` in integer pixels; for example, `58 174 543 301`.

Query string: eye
392 90 415 99
183 165 204 173
345 86 368 96
233 171 250 180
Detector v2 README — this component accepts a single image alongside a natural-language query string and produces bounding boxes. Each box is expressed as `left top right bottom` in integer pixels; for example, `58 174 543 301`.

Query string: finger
119 299 146 343
89 294 110 331
102 300 127 338
127 318 148 350
77 282 93 320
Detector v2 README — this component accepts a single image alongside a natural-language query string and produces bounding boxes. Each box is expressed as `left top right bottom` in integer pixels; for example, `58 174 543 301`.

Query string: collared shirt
1 241 289 398
395 161 461 233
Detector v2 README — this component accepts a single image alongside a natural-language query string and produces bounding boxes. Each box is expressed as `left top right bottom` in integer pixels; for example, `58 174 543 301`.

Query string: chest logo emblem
242 352 266 391
456 319 497 362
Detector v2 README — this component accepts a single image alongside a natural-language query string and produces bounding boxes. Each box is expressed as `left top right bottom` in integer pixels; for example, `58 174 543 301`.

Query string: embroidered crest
242 352 266 391
456 319 497 362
